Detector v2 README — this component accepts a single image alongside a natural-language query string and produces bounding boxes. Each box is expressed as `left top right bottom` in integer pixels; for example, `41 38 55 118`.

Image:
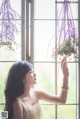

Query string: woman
4 58 69 119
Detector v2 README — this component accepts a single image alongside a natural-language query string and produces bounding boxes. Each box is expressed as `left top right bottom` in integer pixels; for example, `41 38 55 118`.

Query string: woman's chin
31 82 36 88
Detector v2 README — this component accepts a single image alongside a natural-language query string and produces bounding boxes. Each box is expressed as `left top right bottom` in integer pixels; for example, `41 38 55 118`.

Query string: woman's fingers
61 57 67 68
61 58 69 76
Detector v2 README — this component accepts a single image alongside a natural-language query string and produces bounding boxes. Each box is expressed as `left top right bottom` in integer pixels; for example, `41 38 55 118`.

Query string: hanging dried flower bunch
56 37 78 56
51 0 78 58
0 0 21 50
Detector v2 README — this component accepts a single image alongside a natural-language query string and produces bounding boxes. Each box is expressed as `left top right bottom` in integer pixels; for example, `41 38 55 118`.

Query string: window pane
58 105 77 119
10 0 21 16
67 63 78 103
34 63 55 93
34 20 78 62
0 0 21 16
57 63 78 103
34 20 55 61
0 0 21 61
0 62 15 102
42 105 55 119
0 105 5 113
55 19 78 61
0 0 21 15
34 0 55 19
0 32 21 61
57 2 78 19
57 0 78 2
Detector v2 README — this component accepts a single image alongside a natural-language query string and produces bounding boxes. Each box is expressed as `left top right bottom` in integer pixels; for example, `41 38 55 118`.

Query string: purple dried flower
0 0 21 49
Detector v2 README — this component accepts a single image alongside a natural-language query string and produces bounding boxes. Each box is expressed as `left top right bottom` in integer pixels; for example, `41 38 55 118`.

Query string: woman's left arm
59 58 69 103
36 58 69 104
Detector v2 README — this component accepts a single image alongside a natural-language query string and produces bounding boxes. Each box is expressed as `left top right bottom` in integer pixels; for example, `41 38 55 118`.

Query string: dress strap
16 98 26 108
33 91 39 101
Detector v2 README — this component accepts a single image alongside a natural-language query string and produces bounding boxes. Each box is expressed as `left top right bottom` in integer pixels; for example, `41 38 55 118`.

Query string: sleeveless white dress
17 90 44 119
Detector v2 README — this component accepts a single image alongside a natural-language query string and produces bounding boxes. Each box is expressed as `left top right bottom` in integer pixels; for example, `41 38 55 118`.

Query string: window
0 0 80 119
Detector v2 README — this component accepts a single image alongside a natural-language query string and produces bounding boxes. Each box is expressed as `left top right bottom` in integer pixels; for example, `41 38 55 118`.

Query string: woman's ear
23 79 26 84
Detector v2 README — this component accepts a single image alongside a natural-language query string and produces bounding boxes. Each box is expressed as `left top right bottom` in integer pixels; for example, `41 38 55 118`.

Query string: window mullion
29 0 34 64
78 0 80 119
25 0 34 63
26 0 29 61
21 0 26 60
55 1 58 119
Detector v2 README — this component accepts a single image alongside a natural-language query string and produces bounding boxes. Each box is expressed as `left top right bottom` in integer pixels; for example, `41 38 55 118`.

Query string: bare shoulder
12 98 23 119
13 98 22 109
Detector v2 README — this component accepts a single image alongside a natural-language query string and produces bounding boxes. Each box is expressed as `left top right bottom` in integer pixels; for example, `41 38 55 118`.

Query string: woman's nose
34 72 36 76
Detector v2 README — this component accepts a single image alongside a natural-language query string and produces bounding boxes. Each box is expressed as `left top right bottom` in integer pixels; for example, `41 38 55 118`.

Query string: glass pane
10 0 21 16
0 104 5 113
0 32 21 61
0 0 21 17
34 20 78 61
0 104 5 119
34 0 55 19
0 0 21 19
34 63 55 93
57 2 78 19
55 20 79 61
57 0 78 2
58 105 77 119
57 63 78 103
0 62 15 103
34 20 55 61
41 104 55 119
0 0 21 61
67 63 78 103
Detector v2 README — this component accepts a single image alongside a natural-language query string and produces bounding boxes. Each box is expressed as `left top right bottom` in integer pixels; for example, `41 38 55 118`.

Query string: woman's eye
29 70 36 76
30 71 33 74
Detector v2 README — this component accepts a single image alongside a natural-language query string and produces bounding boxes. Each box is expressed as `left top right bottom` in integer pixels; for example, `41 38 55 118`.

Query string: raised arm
59 57 69 103
36 58 69 104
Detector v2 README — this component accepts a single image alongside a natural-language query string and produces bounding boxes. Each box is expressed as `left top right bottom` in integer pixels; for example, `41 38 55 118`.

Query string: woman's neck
21 86 31 98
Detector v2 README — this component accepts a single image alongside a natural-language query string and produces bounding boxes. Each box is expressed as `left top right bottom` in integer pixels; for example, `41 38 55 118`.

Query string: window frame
27 0 80 119
0 0 79 119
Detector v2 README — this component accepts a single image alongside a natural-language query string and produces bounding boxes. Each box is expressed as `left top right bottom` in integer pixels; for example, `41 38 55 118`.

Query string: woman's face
24 70 37 87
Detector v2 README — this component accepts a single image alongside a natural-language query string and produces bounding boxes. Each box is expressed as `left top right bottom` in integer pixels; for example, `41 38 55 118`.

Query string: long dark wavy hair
4 61 32 119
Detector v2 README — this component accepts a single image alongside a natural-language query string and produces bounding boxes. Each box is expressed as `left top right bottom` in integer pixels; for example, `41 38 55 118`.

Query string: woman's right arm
13 99 23 119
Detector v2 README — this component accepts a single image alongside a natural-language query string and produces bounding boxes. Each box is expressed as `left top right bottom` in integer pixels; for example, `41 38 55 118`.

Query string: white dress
17 90 44 119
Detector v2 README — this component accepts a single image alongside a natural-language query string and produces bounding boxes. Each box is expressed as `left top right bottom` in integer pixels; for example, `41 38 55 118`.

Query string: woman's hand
61 57 69 77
